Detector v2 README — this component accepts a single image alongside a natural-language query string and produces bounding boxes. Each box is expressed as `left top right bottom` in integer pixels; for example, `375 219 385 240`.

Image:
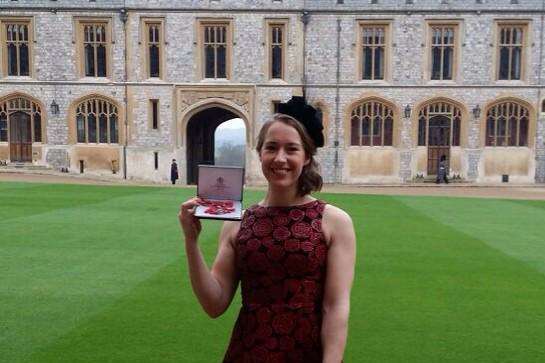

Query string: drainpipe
301 10 310 99
120 6 128 179
334 18 342 183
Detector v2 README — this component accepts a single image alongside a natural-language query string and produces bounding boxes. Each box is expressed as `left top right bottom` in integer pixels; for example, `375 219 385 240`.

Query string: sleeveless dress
223 200 328 363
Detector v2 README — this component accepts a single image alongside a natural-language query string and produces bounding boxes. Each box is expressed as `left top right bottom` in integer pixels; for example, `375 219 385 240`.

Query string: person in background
171 159 179 185
436 155 449 184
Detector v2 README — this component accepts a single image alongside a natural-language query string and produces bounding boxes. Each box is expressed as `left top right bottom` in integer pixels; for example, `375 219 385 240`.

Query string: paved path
1 171 544 200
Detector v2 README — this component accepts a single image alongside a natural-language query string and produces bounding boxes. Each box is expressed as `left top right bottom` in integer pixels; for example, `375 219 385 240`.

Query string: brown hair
256 114 323 196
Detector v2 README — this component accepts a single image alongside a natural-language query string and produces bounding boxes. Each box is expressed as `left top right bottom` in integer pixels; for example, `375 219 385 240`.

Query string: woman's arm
321 205 356 363
179 198 240 318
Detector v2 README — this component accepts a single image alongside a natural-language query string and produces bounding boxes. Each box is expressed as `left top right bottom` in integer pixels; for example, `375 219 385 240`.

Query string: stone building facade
1 0 544 184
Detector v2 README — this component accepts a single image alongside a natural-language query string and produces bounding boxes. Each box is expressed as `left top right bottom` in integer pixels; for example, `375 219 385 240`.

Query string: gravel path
1 171 544 200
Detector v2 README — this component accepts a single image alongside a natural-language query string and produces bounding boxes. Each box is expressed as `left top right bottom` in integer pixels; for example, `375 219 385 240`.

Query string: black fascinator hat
277 96 324 148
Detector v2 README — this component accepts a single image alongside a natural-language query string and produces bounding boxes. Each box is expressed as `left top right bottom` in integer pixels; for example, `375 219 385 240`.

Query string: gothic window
430 26 455 80
75 98 118 144
350 100 394 146
269 23 285 79
201 21 231 79
82 23 108 77
361 26 386 80
0 97 42 142
497 25 525 80
146 22 161 78
5 22 30 76
485 101 529 147
417 102 461 146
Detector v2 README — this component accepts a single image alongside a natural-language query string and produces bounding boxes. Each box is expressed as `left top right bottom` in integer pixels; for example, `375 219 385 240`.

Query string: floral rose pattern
224 200 328 363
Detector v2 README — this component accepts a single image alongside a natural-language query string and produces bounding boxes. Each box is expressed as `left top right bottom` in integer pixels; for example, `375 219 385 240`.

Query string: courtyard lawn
1 181 545 363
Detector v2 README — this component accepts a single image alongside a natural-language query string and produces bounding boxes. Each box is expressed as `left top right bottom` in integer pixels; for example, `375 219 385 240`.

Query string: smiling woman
178 96 356 363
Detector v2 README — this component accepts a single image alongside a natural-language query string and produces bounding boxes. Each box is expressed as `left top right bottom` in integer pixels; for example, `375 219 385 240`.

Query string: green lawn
1 182 544 362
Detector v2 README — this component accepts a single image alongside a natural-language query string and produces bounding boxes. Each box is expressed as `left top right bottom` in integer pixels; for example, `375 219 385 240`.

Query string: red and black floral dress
224 199 328 363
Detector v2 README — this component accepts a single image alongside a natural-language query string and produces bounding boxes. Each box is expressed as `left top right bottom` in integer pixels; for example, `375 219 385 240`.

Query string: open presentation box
194 165 245 221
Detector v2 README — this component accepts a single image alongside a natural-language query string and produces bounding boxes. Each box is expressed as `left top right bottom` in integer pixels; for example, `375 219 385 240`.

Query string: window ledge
2 76 33 81
347 145 396 150
357 80 391 85
200 78 230 83
78 77 113 83
493 80 527 86
143 77 166 83
75 143 120 147
425 80 458 86
267 79 288 85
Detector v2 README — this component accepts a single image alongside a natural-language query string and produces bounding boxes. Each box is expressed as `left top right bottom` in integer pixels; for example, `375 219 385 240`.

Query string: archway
417 101 462 175
186 106 245 184
0 96 44 163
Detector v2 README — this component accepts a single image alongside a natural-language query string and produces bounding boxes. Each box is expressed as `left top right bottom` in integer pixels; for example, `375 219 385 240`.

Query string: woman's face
259 121 309 191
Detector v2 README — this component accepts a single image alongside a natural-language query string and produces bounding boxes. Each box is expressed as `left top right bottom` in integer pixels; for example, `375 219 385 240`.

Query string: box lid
197 165 244 201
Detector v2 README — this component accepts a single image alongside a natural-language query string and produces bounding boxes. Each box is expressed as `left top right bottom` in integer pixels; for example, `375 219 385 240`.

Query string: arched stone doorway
0 96 44 163
186 106 244 184
417 101 461 175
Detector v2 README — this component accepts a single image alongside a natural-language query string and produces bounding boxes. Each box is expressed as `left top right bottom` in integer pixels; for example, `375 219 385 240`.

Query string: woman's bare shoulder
322 204 354 246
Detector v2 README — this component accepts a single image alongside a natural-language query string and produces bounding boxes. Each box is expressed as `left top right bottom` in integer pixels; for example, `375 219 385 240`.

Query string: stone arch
179 98 251 148
181 99 250 184
0 92 46 162
412 96 469 148
481 96 536 148
67 93 124 145
312 99 330 147
344 95 401 147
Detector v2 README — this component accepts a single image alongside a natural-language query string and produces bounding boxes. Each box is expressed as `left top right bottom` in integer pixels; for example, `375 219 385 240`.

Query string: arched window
485 101 529 147
417 102 461 146
350 100 393 146
0 97 42 143
75 98 118 144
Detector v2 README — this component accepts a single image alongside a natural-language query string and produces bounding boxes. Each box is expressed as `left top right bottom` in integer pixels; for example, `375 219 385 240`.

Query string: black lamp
50 100 59 115
404 104 411 118
472 105 481 118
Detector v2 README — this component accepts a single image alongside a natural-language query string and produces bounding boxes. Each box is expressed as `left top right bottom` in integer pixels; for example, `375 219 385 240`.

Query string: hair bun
277 96 324 148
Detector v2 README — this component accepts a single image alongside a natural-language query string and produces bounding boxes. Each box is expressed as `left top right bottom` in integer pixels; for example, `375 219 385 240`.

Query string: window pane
8 43 17 76
350 117 360 146
361 117 370 146
99 114 108 143
272 46 282 79
418 118 426 146
511 47 521 80
85 44 95 76
372 117 381 146
383 117 393 146
497 117 506 146
486 117 495 146
217 45 226 78
443 47 453 80
508 117 517 146
452 117 460 146
77 114 86 142
204 45 215 78
97 45 106 77
519 117 528 146
362 47 372 80
17 43 29 76
374 47 384 80
0 115 7 142
110 114 118 143
34 113 41 142
149 45 160 77
431 47 441 80
499 47 509 80
88 114 97 143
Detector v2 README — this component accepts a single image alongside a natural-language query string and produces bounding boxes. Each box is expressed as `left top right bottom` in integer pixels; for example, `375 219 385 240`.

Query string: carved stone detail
178 90 250 115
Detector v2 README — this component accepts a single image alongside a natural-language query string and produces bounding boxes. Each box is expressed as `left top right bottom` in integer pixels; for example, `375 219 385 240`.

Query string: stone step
0 163 53 171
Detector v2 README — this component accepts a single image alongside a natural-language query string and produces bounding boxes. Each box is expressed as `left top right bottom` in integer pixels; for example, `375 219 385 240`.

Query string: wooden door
427 115 450 175
9 112 32 162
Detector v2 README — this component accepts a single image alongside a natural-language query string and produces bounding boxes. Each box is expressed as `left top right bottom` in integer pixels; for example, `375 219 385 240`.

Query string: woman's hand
179 197 202 244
